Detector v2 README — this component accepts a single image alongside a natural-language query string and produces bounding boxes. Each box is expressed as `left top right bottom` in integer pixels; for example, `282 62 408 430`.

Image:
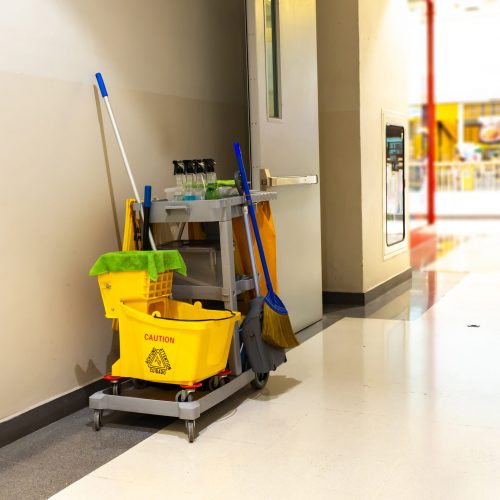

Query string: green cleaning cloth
89 250 187 281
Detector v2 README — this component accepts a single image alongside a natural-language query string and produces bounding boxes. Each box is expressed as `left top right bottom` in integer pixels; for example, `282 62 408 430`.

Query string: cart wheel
186 420 196 443
112 382 120 396
219 377 226 387
175 390 194 403
132 378 148 389
93 410 102 431
208 376 220 391
251 372 269 390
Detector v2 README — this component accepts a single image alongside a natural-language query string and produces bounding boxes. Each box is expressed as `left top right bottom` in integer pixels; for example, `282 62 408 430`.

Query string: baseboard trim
323 268 412 306
0 378 108 448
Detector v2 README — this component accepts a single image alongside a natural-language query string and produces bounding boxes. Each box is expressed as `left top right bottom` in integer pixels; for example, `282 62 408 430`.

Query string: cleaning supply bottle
173 160 185 201
204 159 220 200
194 160 206 200
184 160 196 200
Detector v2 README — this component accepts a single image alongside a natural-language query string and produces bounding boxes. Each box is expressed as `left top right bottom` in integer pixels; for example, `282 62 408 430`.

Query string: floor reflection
322 219 500 323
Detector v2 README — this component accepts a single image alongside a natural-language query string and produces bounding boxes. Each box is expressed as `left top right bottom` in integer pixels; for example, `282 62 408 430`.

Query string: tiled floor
3 219 500 499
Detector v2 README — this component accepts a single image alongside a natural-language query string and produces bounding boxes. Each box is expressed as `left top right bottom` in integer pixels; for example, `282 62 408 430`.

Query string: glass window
386 125 406 246
264 0 281 119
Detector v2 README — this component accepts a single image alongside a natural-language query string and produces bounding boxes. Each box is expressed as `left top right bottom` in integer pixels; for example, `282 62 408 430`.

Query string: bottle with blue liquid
184 160 196 201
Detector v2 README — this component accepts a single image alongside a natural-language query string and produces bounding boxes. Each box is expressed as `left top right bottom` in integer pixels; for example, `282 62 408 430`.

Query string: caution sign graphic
145 348 172 375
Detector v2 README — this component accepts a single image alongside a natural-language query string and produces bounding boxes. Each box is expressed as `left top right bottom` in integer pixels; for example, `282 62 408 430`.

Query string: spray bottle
173 160 185 201
204 159 220 199
184 160 196 200
194 160 206 200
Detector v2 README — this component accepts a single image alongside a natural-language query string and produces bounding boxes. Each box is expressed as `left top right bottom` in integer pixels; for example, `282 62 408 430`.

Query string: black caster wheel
208 376 220 391
111 382 120 396
93 410 103 431
251 372 269 390
186 420 196 443
175 390 193 403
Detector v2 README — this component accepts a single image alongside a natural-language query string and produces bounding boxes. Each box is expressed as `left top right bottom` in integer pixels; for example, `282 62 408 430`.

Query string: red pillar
426 0 436 224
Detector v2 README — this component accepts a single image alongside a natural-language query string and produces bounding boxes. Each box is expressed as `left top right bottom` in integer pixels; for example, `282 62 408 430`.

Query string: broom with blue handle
233 142 299 349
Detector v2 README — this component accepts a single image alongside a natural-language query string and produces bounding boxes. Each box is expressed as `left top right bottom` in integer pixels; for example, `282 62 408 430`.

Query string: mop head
262 293 299 349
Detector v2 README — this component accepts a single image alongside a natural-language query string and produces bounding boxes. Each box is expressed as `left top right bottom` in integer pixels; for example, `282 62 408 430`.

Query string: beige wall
359 0 410 291
0 0 248 421
317 0 364 293
318 0 410 294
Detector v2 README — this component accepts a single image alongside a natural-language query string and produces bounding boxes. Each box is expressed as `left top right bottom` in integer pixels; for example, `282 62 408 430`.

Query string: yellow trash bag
232 201 278 296
188 201 278 297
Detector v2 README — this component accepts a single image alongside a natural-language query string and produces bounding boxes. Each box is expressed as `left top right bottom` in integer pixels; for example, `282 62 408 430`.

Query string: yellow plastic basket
97 270 173 318
112 300 241 385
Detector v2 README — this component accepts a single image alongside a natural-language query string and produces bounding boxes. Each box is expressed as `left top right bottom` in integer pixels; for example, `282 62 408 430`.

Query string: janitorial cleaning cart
88 73 293 442
89 193 279 442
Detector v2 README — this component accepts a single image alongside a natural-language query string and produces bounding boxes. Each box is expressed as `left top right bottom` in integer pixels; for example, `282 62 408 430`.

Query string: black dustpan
241 295 286 373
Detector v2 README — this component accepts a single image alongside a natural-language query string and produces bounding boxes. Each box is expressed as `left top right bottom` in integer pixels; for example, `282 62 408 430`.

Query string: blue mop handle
95 72 108 97
233 142 274 295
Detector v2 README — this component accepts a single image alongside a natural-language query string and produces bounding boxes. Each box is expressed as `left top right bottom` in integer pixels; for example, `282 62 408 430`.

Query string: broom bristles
262 300 299 349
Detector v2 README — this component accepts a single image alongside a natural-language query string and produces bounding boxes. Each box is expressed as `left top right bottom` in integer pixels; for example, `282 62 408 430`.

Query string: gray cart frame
89 192 276 442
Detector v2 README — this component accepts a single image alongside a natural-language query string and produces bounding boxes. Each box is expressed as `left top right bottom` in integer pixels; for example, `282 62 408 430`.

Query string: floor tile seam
86 471 135 485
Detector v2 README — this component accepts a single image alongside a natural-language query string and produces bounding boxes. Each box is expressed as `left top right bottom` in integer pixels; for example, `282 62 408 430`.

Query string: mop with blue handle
95 72 156 250
233 142 299 349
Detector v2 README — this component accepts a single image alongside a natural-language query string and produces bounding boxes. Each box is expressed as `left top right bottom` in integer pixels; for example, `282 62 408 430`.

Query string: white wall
0 0 248 421
408 6 500 104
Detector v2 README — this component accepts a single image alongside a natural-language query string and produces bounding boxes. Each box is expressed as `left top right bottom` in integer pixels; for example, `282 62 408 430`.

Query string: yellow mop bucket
112 299 241 385
89 250 187 319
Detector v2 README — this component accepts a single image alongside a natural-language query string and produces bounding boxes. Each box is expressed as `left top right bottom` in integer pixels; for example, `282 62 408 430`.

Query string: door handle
260 169 318 189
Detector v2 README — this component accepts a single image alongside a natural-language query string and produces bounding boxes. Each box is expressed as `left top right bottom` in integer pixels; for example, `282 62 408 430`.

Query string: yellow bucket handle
154 310 237 323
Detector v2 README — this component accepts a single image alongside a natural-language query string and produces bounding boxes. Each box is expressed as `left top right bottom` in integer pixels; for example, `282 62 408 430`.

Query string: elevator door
246 0 322 331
